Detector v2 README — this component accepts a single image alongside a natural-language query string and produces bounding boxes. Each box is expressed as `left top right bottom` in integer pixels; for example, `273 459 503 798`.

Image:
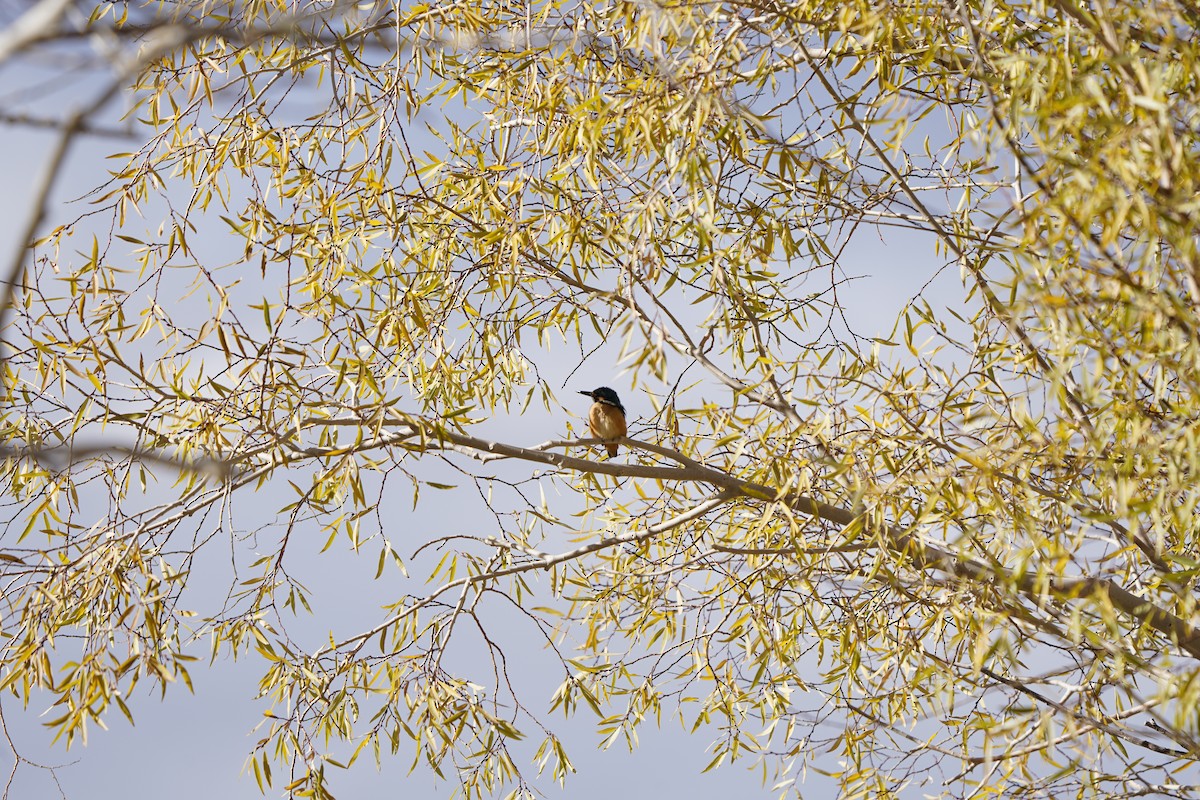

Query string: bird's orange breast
589 404 626 439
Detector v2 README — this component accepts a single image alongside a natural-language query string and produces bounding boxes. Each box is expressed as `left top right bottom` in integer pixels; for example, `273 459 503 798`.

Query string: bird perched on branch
578 387 626 456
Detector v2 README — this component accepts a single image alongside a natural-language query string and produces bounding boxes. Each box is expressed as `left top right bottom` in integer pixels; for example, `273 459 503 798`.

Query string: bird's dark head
579 386 625 412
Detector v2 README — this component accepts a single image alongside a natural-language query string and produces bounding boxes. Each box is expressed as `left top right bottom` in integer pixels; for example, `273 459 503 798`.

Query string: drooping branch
287 410 1200 663
979 666 1192 759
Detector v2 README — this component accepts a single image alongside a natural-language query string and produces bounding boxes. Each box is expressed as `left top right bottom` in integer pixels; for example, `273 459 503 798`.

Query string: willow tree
2 0 1199 797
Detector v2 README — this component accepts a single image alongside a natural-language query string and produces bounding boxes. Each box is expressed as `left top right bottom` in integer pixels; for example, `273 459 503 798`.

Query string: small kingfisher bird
578 386 627 456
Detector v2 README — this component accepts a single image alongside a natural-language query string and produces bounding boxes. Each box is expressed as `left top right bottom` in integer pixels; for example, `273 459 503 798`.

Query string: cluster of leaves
3 0 1200 798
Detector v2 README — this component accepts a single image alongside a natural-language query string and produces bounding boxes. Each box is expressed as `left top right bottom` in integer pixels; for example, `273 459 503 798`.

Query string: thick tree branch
292 411 1200 663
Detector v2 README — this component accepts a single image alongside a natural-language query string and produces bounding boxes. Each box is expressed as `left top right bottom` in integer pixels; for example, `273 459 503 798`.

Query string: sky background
0 10 966 799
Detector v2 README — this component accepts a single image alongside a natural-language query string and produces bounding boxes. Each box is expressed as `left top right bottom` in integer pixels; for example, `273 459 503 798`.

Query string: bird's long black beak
577 390 593 398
